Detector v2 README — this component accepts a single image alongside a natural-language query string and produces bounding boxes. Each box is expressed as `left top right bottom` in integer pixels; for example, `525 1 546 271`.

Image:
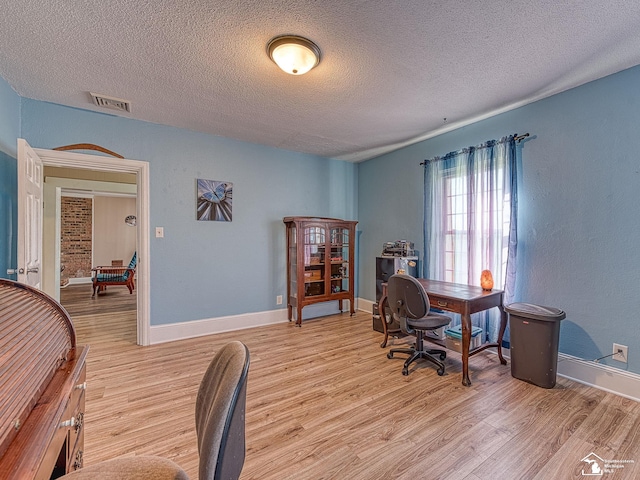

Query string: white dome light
267 35 321 75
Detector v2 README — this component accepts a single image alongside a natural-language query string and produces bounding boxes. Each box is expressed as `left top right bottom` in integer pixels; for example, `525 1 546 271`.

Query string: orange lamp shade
480 270 494 291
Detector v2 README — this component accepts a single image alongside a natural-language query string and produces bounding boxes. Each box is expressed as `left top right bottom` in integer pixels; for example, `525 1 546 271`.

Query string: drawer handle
437 301 448 307
60 417 76 428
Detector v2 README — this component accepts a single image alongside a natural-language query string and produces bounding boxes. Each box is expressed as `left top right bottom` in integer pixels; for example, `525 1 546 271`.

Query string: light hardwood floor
60 285 640 479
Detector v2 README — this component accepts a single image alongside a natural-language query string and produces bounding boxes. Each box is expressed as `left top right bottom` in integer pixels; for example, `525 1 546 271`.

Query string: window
423 137 517 341
442 166 510 284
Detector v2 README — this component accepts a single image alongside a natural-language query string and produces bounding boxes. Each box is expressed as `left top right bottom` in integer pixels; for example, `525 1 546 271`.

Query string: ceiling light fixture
267 35 321 75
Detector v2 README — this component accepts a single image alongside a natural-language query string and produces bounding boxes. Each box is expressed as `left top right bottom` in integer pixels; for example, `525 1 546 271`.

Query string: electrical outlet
613 343 628 362
276 295 283 305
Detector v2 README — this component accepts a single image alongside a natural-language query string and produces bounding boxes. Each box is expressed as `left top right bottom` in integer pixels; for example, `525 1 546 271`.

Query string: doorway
55 188 138 345
22 143 151 345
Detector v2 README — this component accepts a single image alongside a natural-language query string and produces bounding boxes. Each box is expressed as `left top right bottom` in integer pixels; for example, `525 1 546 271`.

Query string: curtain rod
419 132 530 165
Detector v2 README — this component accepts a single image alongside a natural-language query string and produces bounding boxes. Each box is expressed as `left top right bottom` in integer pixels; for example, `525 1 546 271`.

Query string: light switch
155 227 164 238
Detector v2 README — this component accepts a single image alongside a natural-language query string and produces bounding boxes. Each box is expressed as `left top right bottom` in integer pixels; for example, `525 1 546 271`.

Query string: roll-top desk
0 279 89 479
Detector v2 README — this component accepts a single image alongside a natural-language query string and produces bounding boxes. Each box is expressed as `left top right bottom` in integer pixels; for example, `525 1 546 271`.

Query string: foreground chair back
62 341 250 480
386 274 451 376
197 341 250 480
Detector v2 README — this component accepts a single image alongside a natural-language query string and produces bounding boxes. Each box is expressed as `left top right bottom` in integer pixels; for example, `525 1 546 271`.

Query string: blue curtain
423 136 517 342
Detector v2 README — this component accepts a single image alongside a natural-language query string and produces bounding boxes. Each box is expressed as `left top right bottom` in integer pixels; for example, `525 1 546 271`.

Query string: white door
17 139 43 289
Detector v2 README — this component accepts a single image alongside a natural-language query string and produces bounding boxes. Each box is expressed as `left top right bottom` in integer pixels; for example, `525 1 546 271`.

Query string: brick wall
60 197 92 284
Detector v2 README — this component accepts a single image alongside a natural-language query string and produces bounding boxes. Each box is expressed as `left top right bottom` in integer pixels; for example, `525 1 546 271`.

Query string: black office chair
62 341 250 480
386 274 451 376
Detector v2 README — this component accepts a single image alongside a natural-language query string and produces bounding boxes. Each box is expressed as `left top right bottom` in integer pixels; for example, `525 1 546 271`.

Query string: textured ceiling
2 1 640 162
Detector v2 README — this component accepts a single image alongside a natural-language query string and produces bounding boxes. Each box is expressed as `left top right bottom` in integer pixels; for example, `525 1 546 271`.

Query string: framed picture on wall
196 179 233 221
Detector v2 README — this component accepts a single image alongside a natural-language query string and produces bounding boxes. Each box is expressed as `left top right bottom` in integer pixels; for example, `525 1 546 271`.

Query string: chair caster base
387 346 446 377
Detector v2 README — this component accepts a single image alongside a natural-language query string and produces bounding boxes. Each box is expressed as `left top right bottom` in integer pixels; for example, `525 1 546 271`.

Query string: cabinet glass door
288 226 297 298
330 227 350 296
303 225 325 297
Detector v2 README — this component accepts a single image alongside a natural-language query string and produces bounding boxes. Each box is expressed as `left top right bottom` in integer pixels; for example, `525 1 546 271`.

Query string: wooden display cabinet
284 217 358 326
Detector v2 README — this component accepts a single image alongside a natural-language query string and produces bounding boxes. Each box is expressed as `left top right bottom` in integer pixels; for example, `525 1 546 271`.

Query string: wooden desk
378 279 508 386
1 279 88 478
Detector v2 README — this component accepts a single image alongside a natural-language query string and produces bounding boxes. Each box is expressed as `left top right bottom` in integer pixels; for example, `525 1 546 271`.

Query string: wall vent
90 92 131 113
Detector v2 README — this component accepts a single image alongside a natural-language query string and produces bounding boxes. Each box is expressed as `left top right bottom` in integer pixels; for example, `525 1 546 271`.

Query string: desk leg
379 293 389 348
497 304 508 365
461 313 471 386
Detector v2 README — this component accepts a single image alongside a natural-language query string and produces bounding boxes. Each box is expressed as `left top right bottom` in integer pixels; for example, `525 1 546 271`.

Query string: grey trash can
505 302 566 388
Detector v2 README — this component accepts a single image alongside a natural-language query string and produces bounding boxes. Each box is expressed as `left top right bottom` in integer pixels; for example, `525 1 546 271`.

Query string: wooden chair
91 251 136 297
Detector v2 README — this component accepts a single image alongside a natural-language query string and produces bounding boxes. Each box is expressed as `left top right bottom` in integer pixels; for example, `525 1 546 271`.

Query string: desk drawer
66 367 86 472
430 297 464 313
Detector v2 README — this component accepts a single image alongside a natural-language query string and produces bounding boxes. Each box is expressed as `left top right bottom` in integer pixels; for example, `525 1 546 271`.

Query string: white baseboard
484 348 640 402
150 300 361 344
556 353 640 402
150 308 290 344
65 277 92 286
358 297 375 314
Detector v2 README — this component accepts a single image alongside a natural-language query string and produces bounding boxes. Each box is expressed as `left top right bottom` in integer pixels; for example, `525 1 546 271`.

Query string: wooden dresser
0 279 89 479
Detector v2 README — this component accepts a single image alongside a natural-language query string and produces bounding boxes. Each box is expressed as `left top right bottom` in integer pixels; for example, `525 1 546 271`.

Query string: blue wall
0 78 20 279
13 98 357 326
358 65 640 373
3 64 639 375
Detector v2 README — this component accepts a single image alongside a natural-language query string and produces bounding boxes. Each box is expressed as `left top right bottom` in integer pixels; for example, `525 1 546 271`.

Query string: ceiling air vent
90 92 131 113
